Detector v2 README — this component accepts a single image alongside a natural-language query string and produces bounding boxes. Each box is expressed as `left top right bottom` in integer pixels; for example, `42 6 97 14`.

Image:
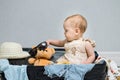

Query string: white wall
98 52 120 66
0 0 120 51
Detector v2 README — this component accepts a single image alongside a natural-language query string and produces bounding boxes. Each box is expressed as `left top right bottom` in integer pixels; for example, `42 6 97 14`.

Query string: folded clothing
0 59 107 80
0 59 28 80
44 64 95 80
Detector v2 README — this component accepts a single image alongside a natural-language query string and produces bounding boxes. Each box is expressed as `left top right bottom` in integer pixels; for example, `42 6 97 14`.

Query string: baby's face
64 20 80 42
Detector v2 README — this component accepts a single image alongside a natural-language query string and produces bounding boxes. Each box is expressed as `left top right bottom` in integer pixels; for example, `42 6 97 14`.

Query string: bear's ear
51 48 55 53
32 46 36 49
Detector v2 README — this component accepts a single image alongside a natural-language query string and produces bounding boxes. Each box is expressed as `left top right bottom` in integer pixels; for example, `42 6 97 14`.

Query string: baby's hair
64 14 87 33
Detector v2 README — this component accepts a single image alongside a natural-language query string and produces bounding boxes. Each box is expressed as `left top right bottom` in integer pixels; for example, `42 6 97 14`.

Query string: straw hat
0 42 30 59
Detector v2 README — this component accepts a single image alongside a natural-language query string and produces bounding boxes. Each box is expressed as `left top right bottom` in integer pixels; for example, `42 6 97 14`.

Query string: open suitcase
0 48 107 80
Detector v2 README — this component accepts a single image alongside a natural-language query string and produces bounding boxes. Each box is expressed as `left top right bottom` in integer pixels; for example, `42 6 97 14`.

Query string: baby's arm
46 39 66 47
82 41 95 64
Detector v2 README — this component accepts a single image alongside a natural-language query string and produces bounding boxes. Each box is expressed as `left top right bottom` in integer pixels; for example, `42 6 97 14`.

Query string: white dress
56 38 88 64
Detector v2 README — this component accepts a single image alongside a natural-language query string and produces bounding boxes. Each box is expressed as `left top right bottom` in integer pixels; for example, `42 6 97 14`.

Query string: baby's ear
75 28 80 33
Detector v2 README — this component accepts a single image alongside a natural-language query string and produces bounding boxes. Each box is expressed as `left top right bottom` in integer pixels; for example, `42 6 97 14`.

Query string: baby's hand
46 40 51 46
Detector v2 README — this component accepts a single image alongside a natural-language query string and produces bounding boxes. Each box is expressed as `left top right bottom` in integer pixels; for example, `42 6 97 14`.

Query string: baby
47 14 96 64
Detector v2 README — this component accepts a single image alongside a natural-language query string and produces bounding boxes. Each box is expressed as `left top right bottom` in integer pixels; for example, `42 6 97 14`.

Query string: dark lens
94 51 99 60
38 41 47 50
29 48 37 57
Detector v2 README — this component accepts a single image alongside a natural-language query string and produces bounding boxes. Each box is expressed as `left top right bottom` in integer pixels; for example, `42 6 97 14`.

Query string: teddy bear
28 41 55 66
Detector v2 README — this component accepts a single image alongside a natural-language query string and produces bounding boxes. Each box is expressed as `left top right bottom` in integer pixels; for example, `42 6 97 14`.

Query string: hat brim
0 51 30 59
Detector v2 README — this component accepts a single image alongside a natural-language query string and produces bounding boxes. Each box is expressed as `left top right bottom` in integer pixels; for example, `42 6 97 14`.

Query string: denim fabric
44 64 95 80
0 59 28 80
0 59 9 72
44 64 67 78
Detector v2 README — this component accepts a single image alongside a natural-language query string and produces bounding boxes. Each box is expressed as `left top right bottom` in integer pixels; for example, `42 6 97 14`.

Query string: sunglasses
29 41 48 57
